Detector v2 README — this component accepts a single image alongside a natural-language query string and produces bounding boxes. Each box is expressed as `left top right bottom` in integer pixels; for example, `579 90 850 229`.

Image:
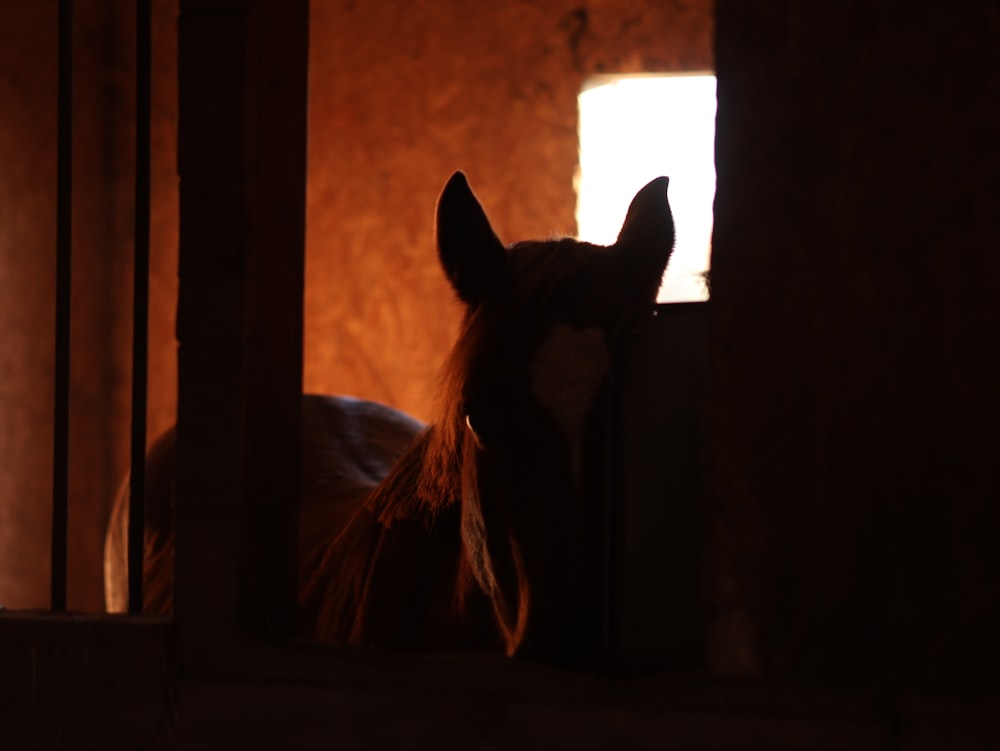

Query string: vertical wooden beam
244 0 307 638
711 0 1000 687
175 0 306 667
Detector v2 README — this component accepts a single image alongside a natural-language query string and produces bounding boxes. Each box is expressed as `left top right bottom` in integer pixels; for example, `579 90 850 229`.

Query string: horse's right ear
436 172 507 306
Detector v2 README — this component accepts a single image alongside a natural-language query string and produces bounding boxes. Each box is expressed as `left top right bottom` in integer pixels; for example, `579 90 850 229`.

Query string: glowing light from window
577 74 716 302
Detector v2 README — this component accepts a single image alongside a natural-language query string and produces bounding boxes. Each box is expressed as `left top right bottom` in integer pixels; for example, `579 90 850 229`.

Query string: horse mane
365 314 477 525
361 426 451 524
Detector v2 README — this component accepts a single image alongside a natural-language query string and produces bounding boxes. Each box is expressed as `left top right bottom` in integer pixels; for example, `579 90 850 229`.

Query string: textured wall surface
0 0 58 610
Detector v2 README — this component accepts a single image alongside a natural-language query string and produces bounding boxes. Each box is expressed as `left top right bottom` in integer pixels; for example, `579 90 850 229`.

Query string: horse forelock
457 427 530 656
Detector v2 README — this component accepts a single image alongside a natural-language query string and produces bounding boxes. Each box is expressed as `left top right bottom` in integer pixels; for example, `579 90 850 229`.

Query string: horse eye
465 414 484 447
464 397 506 449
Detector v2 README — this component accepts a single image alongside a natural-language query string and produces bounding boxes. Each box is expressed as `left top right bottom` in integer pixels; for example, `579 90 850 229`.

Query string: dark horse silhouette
105 172 674 666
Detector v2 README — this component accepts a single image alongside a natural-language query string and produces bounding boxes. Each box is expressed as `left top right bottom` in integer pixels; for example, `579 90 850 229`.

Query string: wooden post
175 0 307 669
711 0 1000 688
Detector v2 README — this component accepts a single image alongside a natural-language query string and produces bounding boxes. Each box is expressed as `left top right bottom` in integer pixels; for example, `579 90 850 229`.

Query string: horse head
429 172 675 665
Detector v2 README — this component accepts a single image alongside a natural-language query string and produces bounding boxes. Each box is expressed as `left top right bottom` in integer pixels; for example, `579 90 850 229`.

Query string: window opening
577 74 717 302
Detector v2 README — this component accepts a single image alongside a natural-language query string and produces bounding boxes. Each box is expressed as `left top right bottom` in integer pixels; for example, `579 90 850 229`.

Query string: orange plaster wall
0 1 58 610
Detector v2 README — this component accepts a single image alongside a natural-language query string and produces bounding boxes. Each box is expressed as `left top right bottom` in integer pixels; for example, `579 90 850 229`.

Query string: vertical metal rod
128 0 152 614
50 0 74 613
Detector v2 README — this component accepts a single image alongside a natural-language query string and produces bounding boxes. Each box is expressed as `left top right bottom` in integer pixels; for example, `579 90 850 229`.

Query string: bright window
577 74 717 302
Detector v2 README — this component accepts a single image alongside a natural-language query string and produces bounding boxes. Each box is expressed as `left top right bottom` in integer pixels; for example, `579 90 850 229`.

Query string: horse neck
305 426 494 649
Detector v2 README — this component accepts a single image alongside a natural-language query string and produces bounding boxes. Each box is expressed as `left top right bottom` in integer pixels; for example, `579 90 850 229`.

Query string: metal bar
128 0 153 614
50 0 74 613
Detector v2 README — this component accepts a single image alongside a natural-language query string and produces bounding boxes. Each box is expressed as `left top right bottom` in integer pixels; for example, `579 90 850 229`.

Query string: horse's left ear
614 176 675 300
436 172 507 306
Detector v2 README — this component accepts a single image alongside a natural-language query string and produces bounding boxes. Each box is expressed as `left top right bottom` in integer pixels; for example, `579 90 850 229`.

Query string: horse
105 172 675 667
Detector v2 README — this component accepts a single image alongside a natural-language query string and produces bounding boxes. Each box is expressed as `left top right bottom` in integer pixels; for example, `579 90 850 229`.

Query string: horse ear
436 172 507 306
613 176 675 300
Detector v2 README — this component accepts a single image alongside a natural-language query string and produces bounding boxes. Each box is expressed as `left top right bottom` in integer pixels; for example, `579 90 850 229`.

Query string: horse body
105 172 674 667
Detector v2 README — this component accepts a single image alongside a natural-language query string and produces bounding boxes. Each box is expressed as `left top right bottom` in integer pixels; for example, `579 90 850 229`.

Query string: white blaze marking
529 325 609 488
